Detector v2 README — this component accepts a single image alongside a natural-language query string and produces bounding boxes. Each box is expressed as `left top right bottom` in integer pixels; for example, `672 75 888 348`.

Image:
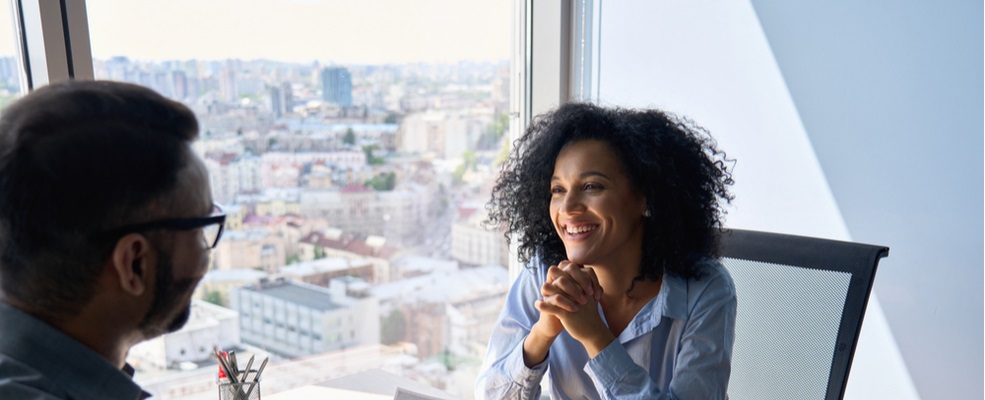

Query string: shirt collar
618 273 688 342
121 364 154 400
0 301 150 400
656 273 689 320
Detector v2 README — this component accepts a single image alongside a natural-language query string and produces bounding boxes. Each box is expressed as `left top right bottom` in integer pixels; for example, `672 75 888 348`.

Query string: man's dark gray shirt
0 301 150 400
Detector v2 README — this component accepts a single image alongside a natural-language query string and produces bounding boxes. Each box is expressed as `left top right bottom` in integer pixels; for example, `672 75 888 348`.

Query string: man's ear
110 233 153 296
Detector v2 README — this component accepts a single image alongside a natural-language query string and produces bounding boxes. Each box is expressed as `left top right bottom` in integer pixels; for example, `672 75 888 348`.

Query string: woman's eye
584 183 602 191
550 186 565 194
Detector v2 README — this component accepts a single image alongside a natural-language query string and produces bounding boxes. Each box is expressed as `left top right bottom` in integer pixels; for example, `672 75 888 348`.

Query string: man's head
0 80 219 338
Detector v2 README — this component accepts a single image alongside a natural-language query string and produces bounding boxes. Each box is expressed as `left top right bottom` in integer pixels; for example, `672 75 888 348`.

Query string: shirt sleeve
474 265 550 400
584 266 737 400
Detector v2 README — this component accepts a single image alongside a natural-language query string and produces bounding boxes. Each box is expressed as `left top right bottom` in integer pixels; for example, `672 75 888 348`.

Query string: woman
476 103 736 399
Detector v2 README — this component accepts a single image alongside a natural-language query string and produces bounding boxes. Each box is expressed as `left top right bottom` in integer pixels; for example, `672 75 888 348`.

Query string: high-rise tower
320 67 352 107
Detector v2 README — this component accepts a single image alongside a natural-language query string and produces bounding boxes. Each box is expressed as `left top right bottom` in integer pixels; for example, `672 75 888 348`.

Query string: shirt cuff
507 337 549 389
584 339 635 385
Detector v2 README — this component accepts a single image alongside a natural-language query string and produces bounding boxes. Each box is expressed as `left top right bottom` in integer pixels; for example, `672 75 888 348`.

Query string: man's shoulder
0 303 147 400
0 356 68 400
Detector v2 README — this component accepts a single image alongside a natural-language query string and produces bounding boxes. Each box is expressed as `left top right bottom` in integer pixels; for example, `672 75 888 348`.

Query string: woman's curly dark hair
486 103 734 280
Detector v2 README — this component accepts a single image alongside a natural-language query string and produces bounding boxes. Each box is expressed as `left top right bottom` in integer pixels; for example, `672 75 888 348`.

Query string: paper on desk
393 387 451 400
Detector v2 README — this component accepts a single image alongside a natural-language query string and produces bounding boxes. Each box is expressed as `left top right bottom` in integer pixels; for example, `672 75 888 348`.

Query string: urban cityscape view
8 56 513 399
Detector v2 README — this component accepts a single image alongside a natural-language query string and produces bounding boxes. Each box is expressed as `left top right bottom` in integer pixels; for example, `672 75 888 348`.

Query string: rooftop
340 184 373 193
372 265 508 303
281 257 373 276
300 230 402 260
201 268 268 284
243 280 340 312
222 230 269 241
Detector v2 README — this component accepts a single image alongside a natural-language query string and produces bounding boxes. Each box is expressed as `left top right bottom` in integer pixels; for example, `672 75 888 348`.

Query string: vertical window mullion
13 0 92 90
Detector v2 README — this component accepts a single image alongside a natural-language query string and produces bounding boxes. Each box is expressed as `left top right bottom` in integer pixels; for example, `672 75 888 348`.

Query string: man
0 80 224 399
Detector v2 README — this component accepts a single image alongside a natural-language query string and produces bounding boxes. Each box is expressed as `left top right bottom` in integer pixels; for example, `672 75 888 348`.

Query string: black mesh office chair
721 229 889 400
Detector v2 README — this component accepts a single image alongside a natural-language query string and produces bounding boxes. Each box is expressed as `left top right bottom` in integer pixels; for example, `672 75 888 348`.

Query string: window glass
86 1 511 398
0 2 23 108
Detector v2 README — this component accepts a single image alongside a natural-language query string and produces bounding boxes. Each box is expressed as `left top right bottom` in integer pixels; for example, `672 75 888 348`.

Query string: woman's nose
560 191 585 214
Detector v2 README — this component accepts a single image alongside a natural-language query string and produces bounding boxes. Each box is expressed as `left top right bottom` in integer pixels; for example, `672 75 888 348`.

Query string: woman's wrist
583 328 616 359
522 322 557 367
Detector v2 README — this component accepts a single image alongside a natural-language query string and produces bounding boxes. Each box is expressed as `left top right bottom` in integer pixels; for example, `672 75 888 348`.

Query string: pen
244 357 268 399
240 355 255 382
229 351 238 376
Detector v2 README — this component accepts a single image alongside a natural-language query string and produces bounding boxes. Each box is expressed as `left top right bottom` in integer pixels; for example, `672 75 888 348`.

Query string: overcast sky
1 0 511 64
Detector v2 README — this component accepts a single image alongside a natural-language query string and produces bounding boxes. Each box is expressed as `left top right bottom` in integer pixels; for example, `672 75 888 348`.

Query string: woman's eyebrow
551 171 612 181
580 171 611 180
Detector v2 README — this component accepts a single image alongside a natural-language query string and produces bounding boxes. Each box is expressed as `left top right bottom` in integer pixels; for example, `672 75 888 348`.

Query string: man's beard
137 252 199 339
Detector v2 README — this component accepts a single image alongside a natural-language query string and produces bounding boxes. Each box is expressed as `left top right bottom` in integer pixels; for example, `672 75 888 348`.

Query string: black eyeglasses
102 203 227 249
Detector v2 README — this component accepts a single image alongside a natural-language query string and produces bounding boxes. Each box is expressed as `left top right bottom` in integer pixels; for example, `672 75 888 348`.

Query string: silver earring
643 208 651 218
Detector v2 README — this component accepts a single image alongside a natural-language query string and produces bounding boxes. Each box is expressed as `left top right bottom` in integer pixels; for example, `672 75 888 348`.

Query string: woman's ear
110 233 152 296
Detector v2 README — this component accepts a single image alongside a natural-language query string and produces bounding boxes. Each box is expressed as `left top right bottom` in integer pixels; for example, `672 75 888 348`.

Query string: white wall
588 0 983 398
747 2 983 398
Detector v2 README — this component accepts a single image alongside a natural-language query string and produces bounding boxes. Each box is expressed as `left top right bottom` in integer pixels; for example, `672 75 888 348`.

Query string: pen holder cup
218 382 260 400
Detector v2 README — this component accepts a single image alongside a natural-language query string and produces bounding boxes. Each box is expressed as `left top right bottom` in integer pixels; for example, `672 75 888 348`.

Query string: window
83 0 514 398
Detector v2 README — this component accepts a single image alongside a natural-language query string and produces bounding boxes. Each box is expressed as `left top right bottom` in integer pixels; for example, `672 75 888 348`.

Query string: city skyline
0 3 515 397
102 54 513 398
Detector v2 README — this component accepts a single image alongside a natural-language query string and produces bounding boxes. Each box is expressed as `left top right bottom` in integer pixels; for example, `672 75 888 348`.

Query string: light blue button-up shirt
476 258 736 400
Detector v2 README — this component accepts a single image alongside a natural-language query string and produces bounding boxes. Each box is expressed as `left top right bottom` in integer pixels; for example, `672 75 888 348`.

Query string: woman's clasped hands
534 261 616 357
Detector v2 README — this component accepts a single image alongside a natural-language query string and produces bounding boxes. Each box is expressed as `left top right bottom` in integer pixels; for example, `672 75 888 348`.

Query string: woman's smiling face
549 139 647 267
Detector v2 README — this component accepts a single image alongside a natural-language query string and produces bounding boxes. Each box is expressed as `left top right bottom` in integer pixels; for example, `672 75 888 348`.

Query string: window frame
10 0 94 90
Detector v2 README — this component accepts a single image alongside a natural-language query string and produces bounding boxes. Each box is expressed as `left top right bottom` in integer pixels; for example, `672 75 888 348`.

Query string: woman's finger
559 261 595 297
536 298 572 315
585 266 602 301
550 276 587 304
547 264 586 300
541 292 581 313
541 282 582 311
546 264 573 287
540 281 566 298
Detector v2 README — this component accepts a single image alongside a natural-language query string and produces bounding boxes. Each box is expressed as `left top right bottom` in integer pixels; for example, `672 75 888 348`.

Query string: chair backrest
720 229 888 400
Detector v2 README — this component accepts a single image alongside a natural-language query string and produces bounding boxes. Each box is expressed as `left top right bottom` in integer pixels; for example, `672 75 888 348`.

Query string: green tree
495 137 511 166
204 289 223 306
362 145 385 165
343 128 356 146
385 172 396 190
477 113 510 150
462 150 477 169
381 309 406 345
365 172 396 191
453 150 477 185
453 163 467 185
314 245 326 259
